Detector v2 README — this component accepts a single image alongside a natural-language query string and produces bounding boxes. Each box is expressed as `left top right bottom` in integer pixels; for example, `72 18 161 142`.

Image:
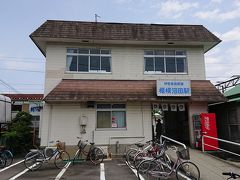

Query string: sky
0 0 240 94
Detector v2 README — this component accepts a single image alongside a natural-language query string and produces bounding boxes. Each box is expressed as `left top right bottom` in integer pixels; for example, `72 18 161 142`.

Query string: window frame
66 48 112 73
96 103 127 130
143 49 188 75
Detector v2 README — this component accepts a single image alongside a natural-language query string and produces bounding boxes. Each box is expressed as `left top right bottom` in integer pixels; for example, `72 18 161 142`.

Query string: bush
3 111 33 155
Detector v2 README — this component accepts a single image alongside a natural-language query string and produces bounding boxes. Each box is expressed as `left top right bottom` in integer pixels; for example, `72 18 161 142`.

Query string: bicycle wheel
126 149 138 169
134 152 146 169
137 159 164 180
2 150 13 166
0 156 6 168
24 151 44 171
89 147 104 165
54 150 70 169
176 161 200 180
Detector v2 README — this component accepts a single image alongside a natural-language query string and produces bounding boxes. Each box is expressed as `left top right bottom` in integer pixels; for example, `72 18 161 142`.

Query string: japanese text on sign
156 80 191 96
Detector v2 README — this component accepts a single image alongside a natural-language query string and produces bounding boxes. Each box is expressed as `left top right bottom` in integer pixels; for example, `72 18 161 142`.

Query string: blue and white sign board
157 80 191 96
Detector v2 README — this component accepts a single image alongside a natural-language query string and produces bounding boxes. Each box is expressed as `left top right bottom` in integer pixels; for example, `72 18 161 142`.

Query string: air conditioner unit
44 147 57 157
152 103 159 110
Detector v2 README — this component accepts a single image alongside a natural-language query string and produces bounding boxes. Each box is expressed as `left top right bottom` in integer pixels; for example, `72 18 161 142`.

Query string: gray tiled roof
30 20 220 42
44 80 226 103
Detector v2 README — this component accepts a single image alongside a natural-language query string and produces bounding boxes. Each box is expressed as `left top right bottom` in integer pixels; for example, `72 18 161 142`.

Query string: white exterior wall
40 102 152 146
188 102 208 147
41 43 207 147
44 44 205 96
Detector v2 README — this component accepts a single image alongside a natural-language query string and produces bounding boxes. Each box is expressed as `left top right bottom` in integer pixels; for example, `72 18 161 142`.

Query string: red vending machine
193 113 219 150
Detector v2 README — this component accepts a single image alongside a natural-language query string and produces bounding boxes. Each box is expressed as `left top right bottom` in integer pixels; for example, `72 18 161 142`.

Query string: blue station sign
156 80 191 96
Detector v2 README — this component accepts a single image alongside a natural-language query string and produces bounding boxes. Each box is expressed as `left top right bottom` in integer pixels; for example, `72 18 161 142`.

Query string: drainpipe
116 141 119 154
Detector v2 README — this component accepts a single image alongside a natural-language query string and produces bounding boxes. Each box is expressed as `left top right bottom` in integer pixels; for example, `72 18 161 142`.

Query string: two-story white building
30 20 225 153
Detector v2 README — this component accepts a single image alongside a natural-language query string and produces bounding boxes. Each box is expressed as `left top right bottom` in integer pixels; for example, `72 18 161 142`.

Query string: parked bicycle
24 140 70 171
133 140 171 169
0 155 6 168
72 137 104 165
137 146 200 180
126 139 171 169
222 172 240 179
0 146 13 167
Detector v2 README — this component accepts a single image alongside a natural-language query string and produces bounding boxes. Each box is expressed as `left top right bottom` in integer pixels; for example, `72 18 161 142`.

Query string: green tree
3 111 33 154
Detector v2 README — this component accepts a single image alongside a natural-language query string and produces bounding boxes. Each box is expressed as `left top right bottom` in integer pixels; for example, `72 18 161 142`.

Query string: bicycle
137 146 200 180
72 137 104 165
0 155 6 168
0 146 13 167
222 172 240 179
133 140 171 169
24 140 70 171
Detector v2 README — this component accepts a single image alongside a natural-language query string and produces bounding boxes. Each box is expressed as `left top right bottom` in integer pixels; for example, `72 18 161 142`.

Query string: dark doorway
163 105 189 145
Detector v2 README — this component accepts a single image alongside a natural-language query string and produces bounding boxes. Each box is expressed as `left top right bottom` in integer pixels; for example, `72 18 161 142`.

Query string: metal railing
160 135 187 150
202 135 240 157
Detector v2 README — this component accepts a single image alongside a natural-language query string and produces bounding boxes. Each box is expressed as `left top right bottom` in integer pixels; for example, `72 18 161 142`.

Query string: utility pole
95 14 101 22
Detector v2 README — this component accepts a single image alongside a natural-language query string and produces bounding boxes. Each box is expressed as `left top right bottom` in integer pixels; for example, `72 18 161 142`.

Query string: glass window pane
101 50 110 54
176 51 186 56
97 104 111 109
165 50 175 55
101 57 111 72
78 56 89 72
79 48 89 54
154 50 164 55
144 50 154 55
90 49 100 54
66 55 77 71
145 57 154 71
97 111 111 128
155 57 165 72
112 104 126 109
90 56 100 70
112 111 126 128
67 48 78 54
176 58 185 72
166 57 176 72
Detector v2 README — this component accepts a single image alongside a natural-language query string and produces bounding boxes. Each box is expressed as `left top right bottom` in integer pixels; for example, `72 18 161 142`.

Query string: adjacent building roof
44 80 226 103
3 94 44 101
224 84 240 97
30 20 221 56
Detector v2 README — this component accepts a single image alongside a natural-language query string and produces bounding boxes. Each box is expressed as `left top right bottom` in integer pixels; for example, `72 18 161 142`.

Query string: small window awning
44 79 226 103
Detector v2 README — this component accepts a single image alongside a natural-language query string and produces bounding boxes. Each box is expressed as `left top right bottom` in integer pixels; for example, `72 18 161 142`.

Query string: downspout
141 102 145 137
47 104 53 147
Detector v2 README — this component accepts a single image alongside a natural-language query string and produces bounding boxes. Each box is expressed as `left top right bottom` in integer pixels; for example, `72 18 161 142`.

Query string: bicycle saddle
135 143 144 148
90 142 95 145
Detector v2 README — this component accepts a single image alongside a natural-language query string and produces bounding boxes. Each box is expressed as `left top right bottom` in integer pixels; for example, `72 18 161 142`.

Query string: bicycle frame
73 141 95 163
147 154 182 178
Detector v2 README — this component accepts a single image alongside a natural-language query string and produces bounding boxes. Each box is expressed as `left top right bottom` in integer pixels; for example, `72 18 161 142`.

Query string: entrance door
164 105 189 144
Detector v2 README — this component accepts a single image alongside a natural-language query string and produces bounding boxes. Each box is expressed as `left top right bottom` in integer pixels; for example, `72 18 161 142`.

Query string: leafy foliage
3 111 33 154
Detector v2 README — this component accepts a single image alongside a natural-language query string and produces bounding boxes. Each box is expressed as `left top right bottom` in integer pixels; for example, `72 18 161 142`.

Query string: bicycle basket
176 147 190 160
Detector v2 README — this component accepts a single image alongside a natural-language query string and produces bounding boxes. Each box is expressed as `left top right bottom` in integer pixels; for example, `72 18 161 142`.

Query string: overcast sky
0 0 240 94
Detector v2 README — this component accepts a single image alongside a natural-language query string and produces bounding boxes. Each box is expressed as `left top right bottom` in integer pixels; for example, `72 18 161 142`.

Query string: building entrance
163 105 189 144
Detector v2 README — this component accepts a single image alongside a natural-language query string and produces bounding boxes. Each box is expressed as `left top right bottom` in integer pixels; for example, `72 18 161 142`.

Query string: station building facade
30 20 225 153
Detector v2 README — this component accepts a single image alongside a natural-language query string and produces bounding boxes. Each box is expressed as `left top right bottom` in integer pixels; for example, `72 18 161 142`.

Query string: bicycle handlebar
222 172 240 179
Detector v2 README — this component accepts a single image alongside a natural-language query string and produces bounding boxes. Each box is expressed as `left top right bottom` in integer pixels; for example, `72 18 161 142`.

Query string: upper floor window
144 50 187 74
66 48 111 73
